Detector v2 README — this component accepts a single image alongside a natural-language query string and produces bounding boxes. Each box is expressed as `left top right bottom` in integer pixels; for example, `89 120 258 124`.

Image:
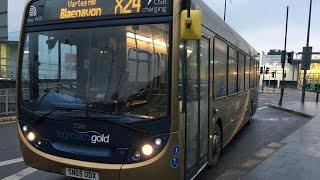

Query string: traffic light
287 51 294 65
281 50 286 64
284 73 287 78
260 67 263 74
271 72 275 78
266 67 270 74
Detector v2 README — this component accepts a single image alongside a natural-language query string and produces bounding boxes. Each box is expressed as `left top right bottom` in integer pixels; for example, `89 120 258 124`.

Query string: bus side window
238 53 245 92
245 56 250 90
228 47 238 94
213 38 227 99
250 58 254 88
256 60 259 87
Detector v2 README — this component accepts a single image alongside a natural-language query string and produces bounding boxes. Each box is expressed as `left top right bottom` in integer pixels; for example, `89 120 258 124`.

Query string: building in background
0 0 27 81
260 50 298 89
260 50 320 91
295 54 320 91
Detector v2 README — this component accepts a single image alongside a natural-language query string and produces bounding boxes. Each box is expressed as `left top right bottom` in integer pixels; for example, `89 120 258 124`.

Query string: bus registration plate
66 168 99 180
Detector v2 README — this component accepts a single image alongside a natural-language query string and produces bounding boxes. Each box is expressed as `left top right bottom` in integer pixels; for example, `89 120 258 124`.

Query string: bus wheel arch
209 119 222 167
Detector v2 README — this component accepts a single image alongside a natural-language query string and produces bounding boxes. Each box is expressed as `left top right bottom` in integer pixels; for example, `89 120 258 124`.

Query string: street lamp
302 0 313 102
224 0 232 21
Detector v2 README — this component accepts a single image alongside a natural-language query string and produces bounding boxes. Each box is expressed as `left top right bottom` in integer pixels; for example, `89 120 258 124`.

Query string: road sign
301 47 312 70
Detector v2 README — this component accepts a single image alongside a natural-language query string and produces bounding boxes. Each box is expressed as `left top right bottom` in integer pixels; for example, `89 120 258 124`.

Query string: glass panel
253 59 256 88
214 39 227 98
250 58 255 88
38 35 59 80
238 54 245 92
21 23 169 121
61 44 77 80
200 38 209 158
228 47 238 94
245 56 250 90
186 41 198 170
256 61 260 87
0 42 18 79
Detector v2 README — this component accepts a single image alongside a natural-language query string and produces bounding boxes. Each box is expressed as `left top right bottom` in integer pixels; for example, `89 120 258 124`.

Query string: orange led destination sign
60 0 102 19
26 0 172 24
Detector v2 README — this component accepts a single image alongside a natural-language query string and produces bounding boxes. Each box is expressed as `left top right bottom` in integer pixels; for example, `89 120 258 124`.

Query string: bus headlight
22 125 28 133
19 122 42 148
125 133 169 164
142 144 153 156
154 138 162 147
132 151 141 161
27 132 36 141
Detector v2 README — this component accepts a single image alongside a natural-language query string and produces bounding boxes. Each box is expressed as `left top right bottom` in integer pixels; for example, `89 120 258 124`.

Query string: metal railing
0 88 16 116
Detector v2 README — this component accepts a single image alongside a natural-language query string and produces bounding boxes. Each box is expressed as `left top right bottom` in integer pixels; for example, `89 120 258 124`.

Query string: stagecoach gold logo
60 0 102 19
56 130 110 144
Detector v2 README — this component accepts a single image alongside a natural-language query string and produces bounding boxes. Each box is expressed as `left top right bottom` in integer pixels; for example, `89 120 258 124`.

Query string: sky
8 0 319 54
8 0 28 34
203 0 320 54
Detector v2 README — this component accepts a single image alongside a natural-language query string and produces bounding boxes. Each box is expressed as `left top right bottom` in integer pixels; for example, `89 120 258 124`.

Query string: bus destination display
27 0 171 24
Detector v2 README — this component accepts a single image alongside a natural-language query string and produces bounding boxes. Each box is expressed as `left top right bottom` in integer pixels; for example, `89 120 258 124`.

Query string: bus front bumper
18 124 183 180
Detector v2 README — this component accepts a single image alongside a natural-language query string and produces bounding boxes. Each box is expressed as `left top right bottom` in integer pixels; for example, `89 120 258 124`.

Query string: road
0 89 313 180
197 91 311 179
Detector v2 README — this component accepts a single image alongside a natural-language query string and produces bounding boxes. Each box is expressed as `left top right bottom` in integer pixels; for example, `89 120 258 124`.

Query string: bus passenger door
183 37 209 179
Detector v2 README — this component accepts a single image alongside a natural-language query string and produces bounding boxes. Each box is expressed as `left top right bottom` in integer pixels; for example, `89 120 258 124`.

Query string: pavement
228 89 320 180
198 88 320 180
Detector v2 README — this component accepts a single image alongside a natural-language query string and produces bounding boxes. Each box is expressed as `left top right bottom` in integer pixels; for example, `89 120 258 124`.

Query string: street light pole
279 6 289 106
224 0 227 21
224 0 232 21
302 0 313 102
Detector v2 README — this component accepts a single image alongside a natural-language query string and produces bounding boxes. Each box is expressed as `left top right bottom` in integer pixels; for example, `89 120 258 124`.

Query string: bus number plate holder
66 168 99 180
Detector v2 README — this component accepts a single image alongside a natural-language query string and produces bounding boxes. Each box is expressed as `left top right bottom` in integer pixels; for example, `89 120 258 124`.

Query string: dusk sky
203 0 320 54
8 0 320 54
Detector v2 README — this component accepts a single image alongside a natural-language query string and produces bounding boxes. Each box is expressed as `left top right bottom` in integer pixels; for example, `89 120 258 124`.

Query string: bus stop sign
301 47 312 70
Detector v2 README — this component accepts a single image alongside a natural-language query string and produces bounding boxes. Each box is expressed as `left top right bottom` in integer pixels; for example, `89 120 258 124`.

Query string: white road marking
257 107 269 110
0 121 16 125
2 167 37 180
0 158 24 167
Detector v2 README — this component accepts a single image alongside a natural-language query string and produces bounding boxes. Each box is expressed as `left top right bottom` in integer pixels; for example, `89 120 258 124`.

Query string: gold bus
17 0 259 179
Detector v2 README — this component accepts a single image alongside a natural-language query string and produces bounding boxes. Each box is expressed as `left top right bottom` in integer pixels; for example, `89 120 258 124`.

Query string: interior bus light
27 132 36 141
142 144 153 156
126 32 167 47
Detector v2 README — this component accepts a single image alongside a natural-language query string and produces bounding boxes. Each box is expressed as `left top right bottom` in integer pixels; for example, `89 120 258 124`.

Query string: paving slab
243 96 320 180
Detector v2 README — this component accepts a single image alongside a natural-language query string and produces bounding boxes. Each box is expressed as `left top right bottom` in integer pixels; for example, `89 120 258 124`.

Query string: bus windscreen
26 0 172 24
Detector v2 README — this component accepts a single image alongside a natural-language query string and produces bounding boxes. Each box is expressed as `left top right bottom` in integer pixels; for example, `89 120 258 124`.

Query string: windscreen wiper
30 107 149 136
32 107 84 123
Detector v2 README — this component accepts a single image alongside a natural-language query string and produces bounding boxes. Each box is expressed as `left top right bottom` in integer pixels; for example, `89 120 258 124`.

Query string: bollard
317 91 319 103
